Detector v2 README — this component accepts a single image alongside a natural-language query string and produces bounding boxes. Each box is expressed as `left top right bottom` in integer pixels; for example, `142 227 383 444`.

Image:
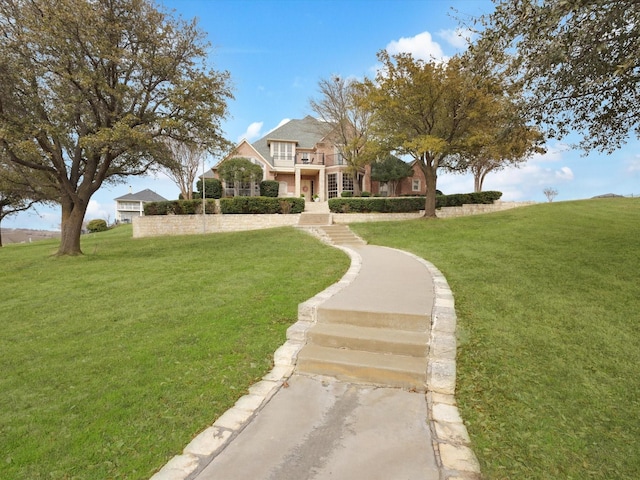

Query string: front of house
208 116 428 200
114 188 167 223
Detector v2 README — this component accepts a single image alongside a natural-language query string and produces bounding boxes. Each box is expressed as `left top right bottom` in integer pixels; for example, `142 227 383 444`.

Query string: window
342 173 354 193
272 142 294 162
328 173 338 199
412 178 421 192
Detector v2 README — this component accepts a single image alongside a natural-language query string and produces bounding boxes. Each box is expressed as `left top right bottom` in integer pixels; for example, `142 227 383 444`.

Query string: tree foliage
370 155 414 197
217 158 263 197
365 52 500 217
472 0 640 152
310 76 375 194
0 0 232 255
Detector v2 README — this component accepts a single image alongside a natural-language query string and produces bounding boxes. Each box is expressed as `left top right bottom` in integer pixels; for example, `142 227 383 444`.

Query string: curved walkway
151 230 480 480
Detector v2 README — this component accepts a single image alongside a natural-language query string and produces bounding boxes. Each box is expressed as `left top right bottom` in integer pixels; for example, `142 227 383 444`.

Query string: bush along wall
329 191 503 213
259 180 280 197
144 199 217 215
436 191 502 208
219 196 305 214
329 197 425 213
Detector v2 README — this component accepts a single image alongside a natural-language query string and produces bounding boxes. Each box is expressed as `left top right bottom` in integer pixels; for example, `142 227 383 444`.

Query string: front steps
316 224 366 246
297 307 430 391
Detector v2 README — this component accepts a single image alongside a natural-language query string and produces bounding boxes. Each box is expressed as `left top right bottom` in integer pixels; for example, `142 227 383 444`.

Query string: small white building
114 188 167 223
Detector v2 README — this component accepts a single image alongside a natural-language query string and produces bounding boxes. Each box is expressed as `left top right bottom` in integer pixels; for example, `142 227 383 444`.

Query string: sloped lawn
0 225 349 479
351 198 640 480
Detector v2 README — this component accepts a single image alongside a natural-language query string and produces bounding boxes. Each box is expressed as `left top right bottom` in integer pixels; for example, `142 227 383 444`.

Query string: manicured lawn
0 225 349 479
351 198 640 480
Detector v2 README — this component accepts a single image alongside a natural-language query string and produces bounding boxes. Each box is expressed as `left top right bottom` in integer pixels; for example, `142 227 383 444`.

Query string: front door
301 179 312 201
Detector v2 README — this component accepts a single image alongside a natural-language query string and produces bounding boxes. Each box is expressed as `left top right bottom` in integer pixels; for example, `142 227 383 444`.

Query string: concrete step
303 201 330 213
296 344 427 391
317 307 430 333
298 213 331 226
307 323 429 357
318 225 366 245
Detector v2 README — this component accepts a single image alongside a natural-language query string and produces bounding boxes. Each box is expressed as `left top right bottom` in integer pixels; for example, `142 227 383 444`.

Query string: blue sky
6 0 640 230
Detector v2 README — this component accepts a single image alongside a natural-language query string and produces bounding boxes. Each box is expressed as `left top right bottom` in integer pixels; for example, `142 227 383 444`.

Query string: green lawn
0 225 349 479
351 198 640 480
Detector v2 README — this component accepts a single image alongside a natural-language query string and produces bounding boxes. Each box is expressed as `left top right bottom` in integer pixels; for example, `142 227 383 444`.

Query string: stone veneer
134 201 535 238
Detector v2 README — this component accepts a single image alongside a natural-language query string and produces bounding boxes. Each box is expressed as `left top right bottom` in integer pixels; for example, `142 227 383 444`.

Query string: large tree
366 51 499 217
161 140 206 200
310 76 375 195
461 100 545 192
0 0 232 255
472 0 640 152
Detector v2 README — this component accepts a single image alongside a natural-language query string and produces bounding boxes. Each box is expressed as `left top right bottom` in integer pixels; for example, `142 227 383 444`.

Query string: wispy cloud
386 31 446 61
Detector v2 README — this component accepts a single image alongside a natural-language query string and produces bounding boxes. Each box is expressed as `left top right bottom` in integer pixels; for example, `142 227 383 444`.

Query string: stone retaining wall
132 201 536 238
133 214 301 238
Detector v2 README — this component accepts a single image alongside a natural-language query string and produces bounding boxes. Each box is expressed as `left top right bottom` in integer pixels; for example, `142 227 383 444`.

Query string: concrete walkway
151 228 480 480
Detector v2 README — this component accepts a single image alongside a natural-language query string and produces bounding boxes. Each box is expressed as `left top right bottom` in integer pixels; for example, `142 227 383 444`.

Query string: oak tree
472 0 640 152
0 0 232 255
366 52 498 217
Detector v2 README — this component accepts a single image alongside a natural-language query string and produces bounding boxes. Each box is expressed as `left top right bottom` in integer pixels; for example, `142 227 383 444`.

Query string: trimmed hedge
260 180 280 197
219 196 305 214
329 197 425 213
195 178 223 199
328 191 503 213
436 191 502 207
144 199 216 215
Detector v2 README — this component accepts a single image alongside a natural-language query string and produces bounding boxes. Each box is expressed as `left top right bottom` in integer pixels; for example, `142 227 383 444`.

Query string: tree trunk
423 163 438 218
57 197 89 256
474 173 482 193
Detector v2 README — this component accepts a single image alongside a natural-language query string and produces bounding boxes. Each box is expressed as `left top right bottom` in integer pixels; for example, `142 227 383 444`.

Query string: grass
351 198 640 480
0 225 349 479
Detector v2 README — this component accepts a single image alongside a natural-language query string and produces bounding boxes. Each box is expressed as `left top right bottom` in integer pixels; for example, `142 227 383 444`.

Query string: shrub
340 191 353 198
87 219 108 232
260 180 280 197
195 178 222 199
329 197 424 213
436 191 502 208
361 191 371 197
220 196 304 214
143 200 216 215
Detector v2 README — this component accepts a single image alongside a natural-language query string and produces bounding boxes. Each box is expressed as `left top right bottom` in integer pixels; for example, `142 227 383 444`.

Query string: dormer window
271 141 294 162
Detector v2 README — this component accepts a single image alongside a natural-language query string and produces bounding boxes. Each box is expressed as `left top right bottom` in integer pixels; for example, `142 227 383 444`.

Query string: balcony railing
325 153 345 166
295 152 324 165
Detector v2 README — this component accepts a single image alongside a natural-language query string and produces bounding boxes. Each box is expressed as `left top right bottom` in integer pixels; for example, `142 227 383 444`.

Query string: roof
251 116 330 165
114 188 168 202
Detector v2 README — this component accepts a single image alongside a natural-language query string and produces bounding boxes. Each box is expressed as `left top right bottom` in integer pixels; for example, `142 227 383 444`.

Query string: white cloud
238 121 264 142
437 28 474 50
386 31 446 61
627 155 640 173
86 199 111 222
530 142 570 163
556 166 574 180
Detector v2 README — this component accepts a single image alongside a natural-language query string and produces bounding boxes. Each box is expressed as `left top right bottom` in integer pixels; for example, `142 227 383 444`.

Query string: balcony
325 153 345 167
295 152 324 165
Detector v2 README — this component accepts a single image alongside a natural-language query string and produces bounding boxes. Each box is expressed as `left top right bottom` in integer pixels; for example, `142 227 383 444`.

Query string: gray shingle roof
252 116 330 165
114 188 167 202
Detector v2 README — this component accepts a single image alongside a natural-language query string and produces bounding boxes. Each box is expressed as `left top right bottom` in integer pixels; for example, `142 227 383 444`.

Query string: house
114 188 167 223
206 116 427 201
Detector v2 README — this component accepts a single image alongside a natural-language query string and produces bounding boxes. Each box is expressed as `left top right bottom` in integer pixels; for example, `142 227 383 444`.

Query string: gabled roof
114 188 167 202
251 116 329 165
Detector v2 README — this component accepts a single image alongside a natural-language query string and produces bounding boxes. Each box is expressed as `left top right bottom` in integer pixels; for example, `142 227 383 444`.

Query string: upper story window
412 178 421 192
271 141 295 162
